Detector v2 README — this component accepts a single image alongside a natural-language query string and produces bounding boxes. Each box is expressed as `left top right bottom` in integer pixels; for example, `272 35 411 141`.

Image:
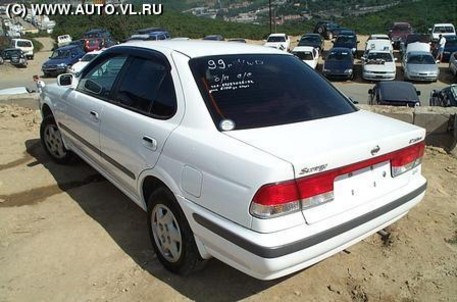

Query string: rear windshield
189 54 356 130
267 36 286 43
433 26 455 33
293 51 314 61
17 41 32 47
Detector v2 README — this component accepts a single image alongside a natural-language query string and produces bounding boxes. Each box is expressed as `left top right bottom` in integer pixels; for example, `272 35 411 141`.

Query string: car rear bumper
183 177 426 280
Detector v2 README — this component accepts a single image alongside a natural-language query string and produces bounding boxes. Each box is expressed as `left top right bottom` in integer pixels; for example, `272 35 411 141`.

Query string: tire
147 187 206 276
40 115 73 164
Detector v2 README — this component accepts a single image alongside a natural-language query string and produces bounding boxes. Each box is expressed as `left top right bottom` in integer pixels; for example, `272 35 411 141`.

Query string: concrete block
357 104 414 124
0 93 40 110
413 111 452 134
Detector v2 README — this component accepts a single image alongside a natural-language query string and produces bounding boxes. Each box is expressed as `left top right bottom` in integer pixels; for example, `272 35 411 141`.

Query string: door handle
142 136 157 151
89 110 99 120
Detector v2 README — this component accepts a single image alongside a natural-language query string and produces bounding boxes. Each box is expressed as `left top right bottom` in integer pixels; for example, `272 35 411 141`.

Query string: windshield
267 36 286 43
50 49 70 59
81 53 98 62
407 54 435 64
327 50 352 61
433 26 455 33
189 54 356 130
366 52 393 63
5 49 21 56
293 51 314 60
336 36 356 43
393 24 410 32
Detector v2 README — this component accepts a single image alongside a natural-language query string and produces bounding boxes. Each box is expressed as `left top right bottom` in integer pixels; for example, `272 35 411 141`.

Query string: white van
57 34 72 48
11 39 34 60
430 23 456 40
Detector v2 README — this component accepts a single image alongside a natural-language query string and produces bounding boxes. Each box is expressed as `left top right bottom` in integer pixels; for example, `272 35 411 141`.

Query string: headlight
344 69 353 74
322 68 329 73
57 63 67 68
352 48 356 53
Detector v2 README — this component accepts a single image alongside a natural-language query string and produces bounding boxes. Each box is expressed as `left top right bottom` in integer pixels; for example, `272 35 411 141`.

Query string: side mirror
57 73 73 87
368 89 373 94
417 91 421 96
349 97 359 104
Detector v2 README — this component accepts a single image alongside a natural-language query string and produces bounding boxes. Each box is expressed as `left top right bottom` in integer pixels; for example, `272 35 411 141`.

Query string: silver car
403 51 439 82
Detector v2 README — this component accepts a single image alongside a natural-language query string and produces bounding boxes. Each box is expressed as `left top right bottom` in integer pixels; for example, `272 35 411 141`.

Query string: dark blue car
297 33 324 52
332 35 359 57
322 47 355 80
42 45 86 77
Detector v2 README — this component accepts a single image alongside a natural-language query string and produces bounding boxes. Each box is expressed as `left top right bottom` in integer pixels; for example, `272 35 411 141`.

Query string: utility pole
269 0 272 34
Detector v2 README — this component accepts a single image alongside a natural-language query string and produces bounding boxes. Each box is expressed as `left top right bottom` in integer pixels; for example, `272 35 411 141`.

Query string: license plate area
303 161 394 225
334 161 391 203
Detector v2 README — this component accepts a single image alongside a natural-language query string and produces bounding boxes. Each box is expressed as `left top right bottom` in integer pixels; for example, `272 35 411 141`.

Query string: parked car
400 33 431 57
2 48 27 67
227 38 247 43
128 31 171 41
368 81 421 107
291 46 319 69
57 34 72 48
313 20 341 40
362 50 396 81
389 22 413 50
366 39 393 53
429 84 457 106
202 35 224 41
42 45 86 77
135 27 170 39
68 39 85 51
11 38 34 59
368 34 391 41
322 47 354 80
429 23 456 41
297 33 324 52
332 34 359 57
68 49 104 74
38 40 427 281
402 51 438 82
449 51 457 78
264 33 290 51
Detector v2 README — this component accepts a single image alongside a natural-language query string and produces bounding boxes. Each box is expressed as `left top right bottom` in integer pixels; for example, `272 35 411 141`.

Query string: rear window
189 54 356 130
17 41 32 47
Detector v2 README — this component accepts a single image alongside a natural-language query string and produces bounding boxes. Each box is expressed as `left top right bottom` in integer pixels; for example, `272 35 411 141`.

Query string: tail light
250 141 425 219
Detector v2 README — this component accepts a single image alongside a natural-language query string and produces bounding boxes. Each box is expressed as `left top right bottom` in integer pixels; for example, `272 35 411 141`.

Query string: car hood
406 63 438 73
324 60 352 70
43 58 71 66
264 42 288 50
364 62 395 72
334 42 356 49
224 110 424 180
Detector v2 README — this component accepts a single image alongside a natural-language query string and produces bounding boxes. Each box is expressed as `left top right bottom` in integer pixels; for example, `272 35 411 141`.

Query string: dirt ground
1 37 457 302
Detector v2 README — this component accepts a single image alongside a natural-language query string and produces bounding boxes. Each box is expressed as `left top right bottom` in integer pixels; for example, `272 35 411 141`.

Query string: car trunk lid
225 110 425 224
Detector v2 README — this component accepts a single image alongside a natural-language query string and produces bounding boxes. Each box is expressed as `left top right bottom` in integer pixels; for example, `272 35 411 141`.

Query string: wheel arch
41 103 53 118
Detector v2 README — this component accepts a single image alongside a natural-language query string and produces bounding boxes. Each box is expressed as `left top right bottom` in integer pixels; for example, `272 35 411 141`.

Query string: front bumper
184 177 427 280
363 70 395 81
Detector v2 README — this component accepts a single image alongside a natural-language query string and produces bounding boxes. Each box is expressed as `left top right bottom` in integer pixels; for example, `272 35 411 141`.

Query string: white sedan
39 41 427 280
362 50 397 81
67 49 104 74
292 46 319 69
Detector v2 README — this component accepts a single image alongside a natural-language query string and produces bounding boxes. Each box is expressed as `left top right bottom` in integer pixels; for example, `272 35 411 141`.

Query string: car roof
268 33 287 37
292 46 315 52
328 47 353 53
117 40 290 58
56 45 82 50
376 81 418 101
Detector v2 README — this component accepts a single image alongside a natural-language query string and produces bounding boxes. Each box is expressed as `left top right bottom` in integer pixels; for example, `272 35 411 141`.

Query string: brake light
391 141 425 177
250 141 425 219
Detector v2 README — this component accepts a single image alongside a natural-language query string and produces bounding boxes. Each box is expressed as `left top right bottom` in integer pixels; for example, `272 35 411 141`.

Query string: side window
114 56 177 118
77 55 128 97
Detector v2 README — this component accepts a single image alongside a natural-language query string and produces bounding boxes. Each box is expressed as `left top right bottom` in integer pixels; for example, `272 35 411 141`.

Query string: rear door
99 50 182 198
